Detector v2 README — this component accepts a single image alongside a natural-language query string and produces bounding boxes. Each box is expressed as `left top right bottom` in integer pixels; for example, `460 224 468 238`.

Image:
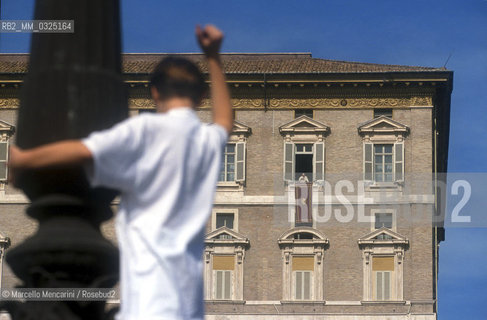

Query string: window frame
283 140 326 183
358 229 408 302
217 121 251 189
213 269 233 300
219 143 236 183
278 228 328 302
212 208 239 232
371 209 396 232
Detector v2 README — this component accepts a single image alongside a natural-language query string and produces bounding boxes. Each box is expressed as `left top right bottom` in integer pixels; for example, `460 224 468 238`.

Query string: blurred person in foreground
9 24 232 320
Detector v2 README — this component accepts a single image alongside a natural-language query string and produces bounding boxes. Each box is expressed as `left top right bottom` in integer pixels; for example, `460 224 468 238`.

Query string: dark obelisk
3 0 127 319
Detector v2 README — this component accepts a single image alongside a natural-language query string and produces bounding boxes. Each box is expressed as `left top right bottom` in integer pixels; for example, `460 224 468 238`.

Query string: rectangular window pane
395 144 403 161
375 213 393 229
295 109 313 118
285 163 293 180
0 162 6 180
295 271 302 300
315 143 323 162
384 145 393 153
216 271 223 299
374 108 392 118
224 270 231 299
395 163 403 180
376 272 383 300
226 144 235 153
384 272 390 300
236 143 244 162
0 142 7 160
304 272 311 300
216 213 234 229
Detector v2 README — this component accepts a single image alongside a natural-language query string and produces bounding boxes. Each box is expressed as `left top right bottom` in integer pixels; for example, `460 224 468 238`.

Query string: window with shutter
212 255 235 300
373 256 394 301
0 142 8 181
314 142 325 181
363 143 405 184
364 143 373 181
219 144 236 182
235 142 245 182
292 256 314 300
394 142 404 181
294 271 312 300
284 142 294 181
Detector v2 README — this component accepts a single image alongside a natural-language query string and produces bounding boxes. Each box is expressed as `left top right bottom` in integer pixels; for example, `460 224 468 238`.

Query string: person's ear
151 86 161 102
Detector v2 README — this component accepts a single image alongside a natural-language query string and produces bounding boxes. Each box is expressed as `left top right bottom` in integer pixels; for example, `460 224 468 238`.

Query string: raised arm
196 25 233 134
9 141 92 172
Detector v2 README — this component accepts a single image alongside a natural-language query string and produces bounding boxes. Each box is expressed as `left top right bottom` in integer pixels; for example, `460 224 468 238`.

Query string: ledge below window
217 181 244 191
365 181 403 192
280 300 325 305
361 300 407 305
205 300 246 305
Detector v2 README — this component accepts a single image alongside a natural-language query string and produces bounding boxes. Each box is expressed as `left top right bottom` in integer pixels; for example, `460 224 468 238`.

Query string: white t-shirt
82 107 228 320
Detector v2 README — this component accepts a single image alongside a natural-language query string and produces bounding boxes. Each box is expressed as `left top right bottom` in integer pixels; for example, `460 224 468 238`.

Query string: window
364 142 403 183
212 209 239 232
373 144 393 182
0 120 15 184
212 256 234 300
219 144 236 182
293 256 314 300
216 213 234 229
295 109 313 118
373 108 392 118
217 121 250 187
280 117 330 184
215 212 235 240
359 116 409 186
284 142 325 182
278 228 328 301
358 228 408 301
0 142 8 181
373 257 394 300
374 212 393 229
204 226 249 301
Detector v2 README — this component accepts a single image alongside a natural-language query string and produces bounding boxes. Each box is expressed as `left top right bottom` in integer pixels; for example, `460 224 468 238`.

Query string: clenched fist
196 24 223 58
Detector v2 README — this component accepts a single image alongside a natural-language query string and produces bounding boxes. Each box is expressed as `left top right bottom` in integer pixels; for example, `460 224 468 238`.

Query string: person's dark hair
150 57 207 106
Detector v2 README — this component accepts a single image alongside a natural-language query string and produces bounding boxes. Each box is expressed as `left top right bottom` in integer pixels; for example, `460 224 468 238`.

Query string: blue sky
1 0 486 318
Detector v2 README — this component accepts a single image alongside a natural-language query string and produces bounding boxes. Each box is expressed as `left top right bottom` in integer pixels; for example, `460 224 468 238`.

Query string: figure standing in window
298 173 309 183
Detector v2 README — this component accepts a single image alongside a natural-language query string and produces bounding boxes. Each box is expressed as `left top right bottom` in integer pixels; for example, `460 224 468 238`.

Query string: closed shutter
224 270 232 299
303 271 311 300
0 142 7 181
314 142 325 181
284 142 294 181
214 270 233 300
295 271 303 300
294 270 312 300
373 256 394 301
364 143 373 181
394 142 404 182
235 142 245 182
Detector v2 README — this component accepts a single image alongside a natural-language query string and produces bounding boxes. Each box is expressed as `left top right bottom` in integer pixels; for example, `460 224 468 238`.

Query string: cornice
1 95 434 110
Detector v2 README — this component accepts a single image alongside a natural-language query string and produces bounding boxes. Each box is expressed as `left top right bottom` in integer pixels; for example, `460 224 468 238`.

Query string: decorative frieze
0 98 19 109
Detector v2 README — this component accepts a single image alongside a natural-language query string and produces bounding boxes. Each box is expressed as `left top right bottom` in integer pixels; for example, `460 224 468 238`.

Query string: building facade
0 53 452 319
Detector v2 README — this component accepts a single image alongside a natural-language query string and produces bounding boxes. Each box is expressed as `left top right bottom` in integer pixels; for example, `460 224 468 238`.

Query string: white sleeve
82 117 144 191
206 123 229 150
